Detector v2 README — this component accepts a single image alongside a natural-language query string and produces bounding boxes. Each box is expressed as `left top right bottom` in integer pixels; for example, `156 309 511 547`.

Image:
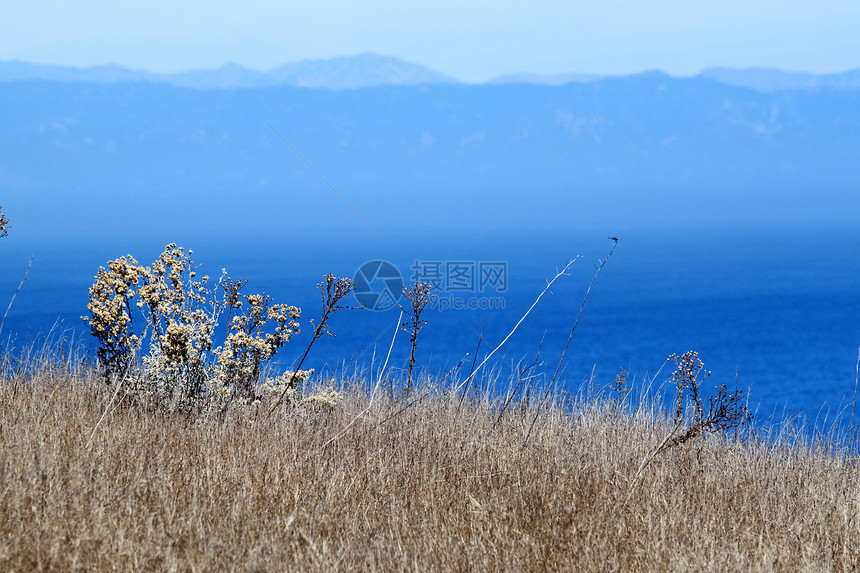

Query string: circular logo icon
353 260 403 311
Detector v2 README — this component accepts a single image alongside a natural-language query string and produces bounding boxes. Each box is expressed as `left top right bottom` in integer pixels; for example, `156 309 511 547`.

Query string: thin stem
375 310 403 400
268 275 356 416
453 257 580 395
266 320 324 416
312 311 403 455
0 254 33 342
851 347 860 432
523 238 618 447
549 238 618 390
457 322 486 413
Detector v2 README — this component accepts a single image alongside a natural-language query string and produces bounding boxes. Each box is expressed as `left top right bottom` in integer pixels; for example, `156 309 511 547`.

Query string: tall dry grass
1 350 859 572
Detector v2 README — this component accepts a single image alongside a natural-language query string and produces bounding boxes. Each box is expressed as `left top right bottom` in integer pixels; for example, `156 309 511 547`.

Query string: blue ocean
2 223 858 427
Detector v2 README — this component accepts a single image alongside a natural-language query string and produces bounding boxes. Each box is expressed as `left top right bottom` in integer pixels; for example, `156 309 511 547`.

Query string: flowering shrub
83 243 305 411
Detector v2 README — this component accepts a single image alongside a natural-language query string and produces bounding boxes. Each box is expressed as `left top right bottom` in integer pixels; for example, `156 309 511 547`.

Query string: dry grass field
1 349 859 572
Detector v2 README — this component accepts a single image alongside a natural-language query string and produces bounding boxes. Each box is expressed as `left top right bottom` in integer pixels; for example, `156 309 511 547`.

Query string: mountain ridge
0 54 456 90
2 55 859 91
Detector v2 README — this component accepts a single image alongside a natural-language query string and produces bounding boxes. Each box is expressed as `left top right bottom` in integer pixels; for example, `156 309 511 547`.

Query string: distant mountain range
488 72 604 86
2 54 859 92
0 54 456 89
2 65 859 243
698 67 860 92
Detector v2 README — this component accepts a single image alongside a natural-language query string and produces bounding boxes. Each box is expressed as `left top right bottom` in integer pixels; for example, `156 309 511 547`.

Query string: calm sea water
2 224 859 427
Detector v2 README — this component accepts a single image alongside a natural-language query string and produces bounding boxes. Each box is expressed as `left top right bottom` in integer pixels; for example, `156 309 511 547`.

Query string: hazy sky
1 0 858 80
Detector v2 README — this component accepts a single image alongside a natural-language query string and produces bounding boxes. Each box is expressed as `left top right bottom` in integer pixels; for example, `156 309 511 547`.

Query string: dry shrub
665 350 752 450
82 244 302 412
400 281 435 396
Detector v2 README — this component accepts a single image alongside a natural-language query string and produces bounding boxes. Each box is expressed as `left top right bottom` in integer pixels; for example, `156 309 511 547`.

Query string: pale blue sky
1 0 858 80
